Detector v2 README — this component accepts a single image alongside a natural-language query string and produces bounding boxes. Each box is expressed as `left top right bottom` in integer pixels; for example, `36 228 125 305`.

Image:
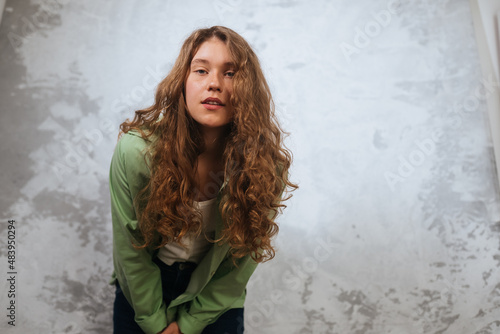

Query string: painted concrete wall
1 0 500 333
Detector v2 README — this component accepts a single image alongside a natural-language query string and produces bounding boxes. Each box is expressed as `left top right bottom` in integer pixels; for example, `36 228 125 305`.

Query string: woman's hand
160 321 182 334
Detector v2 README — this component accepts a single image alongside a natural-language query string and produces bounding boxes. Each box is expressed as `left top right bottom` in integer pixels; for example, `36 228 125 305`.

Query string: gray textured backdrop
1 0 500 333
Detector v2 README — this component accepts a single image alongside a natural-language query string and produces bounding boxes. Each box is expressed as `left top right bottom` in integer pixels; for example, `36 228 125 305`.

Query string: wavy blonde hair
119 26 297 263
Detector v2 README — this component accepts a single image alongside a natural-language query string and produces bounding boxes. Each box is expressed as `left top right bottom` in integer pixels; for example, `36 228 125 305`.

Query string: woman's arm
110 133 168 334
176 252 258 334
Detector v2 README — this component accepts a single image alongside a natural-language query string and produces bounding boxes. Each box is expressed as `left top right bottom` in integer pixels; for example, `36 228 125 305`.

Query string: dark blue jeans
113 256 244 334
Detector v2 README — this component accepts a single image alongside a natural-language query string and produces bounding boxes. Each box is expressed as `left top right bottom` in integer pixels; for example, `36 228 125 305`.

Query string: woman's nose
208 73 222 92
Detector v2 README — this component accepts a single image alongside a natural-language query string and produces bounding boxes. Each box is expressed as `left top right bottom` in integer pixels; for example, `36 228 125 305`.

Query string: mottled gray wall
1 0 500 333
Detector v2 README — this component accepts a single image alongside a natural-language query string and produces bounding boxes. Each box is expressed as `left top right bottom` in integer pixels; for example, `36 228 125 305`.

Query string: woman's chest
193 157 225 201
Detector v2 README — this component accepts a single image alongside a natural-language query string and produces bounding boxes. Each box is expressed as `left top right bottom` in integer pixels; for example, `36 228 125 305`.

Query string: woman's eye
225 72 235 78
195 69 207 74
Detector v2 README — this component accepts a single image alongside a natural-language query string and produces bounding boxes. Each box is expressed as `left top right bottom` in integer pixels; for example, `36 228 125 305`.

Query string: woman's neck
198 124 229 158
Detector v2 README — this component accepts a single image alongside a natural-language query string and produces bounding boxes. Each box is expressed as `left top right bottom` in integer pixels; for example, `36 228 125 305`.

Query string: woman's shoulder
118 129 154 152
115 129 155 172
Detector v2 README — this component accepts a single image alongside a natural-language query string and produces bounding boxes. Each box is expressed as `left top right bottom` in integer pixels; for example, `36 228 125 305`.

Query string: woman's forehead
191 39 233 65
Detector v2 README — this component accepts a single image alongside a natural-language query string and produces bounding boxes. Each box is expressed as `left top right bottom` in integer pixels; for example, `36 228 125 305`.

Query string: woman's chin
196 119 231 129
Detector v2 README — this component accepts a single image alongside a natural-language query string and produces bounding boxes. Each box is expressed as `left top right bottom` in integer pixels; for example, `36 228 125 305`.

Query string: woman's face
185 37 235 130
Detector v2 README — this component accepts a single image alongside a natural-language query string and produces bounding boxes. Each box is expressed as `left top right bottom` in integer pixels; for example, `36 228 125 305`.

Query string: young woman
109 26 297 334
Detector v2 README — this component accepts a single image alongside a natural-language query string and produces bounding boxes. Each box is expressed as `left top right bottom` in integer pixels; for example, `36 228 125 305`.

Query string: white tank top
157 197 217 265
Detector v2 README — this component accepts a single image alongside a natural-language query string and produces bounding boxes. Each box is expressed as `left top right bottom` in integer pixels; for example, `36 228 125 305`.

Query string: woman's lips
202 103 223 110
201 97 225 110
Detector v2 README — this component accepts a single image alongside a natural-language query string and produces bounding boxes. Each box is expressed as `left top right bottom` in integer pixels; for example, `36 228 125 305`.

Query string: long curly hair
119 26 297 263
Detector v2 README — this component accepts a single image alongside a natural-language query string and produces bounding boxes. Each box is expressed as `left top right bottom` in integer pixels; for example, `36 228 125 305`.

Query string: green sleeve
109 133 167 334
176 254 258 334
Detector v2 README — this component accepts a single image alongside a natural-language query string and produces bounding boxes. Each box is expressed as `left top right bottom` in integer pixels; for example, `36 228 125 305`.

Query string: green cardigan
108 131 259 334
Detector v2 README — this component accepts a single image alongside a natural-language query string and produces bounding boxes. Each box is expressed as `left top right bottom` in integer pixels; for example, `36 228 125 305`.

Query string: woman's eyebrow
191 58 209 66
191 58 235 68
